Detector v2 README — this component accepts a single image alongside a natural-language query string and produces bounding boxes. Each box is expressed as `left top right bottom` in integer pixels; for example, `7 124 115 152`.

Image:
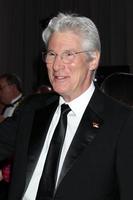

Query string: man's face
0 78 14 105
46 31 99 102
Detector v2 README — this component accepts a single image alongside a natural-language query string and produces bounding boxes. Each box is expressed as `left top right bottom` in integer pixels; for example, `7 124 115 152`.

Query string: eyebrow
47 49 79 53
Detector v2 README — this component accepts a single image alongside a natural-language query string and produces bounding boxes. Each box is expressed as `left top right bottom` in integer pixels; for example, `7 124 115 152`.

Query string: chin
53 84 67 92
54 88 65 95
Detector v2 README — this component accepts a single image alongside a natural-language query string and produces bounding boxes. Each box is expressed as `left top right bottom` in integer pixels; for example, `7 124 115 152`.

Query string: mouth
54 75 68 80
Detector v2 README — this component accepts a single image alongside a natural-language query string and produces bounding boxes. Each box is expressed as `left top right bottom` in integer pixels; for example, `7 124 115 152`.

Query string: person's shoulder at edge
97 84 133 114
15 92 59 113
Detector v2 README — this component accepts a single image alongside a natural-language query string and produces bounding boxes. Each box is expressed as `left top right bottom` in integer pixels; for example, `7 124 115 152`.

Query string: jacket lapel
56 87 104 191
25 99 59 190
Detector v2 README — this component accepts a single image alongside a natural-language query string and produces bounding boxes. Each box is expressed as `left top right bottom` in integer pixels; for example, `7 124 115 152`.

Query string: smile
55 76 68 80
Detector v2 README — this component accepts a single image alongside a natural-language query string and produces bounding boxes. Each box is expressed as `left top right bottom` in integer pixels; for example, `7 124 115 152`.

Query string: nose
52 55 64 71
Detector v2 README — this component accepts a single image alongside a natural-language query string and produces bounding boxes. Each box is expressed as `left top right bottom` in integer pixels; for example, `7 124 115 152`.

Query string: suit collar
11 94 23 105
89 84 105 116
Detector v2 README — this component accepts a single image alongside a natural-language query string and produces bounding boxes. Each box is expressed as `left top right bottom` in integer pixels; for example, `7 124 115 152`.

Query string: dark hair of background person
0 73 23 93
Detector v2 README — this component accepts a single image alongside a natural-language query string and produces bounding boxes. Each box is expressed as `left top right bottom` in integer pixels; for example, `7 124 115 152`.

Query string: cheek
0 91 6 97
47 67 53 78
46 65 51 73
68 70 81 87
4 90 11 98
73 66 89 85
71 62 86 77
3 92 9 99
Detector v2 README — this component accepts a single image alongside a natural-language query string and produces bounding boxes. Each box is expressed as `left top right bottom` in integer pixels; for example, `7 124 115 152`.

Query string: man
0 73 23 118
0 13 133 200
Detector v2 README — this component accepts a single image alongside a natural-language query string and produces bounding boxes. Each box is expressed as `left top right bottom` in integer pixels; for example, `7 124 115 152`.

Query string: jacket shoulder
15 93 58 112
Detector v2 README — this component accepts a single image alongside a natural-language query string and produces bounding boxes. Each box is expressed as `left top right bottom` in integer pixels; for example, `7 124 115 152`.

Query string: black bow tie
5 104 14 108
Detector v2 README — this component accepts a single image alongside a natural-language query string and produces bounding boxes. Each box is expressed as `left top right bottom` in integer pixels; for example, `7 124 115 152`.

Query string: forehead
48 31 82 51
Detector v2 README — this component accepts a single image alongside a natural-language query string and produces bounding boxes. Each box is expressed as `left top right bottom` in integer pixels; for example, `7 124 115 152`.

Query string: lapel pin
92 122 100 128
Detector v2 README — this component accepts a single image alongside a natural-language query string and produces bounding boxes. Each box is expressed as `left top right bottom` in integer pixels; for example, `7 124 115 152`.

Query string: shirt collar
11 93 22 104
59 82 95 116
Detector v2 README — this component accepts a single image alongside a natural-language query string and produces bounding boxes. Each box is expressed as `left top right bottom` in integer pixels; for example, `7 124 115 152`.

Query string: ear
88 51 100 71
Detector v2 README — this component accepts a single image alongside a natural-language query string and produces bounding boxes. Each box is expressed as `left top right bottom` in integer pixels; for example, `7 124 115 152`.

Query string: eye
47 51 56 57
63 51 74 60
65 51 73 57
62 51 75 63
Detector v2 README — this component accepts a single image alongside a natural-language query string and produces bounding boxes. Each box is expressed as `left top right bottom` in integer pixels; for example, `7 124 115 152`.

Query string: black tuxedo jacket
0 87 133 200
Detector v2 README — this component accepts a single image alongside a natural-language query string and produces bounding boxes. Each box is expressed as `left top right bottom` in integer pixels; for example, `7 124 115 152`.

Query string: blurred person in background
0 73 23 118
0 73 23 199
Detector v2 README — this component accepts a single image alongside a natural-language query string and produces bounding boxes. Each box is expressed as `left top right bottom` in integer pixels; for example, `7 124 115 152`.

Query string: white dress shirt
23 82 95 200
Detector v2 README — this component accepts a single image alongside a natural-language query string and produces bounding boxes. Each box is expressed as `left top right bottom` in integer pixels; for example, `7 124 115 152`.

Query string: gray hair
42 13 101 58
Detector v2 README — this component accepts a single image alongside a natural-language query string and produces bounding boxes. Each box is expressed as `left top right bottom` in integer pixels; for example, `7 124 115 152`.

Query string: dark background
0 0 133 94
